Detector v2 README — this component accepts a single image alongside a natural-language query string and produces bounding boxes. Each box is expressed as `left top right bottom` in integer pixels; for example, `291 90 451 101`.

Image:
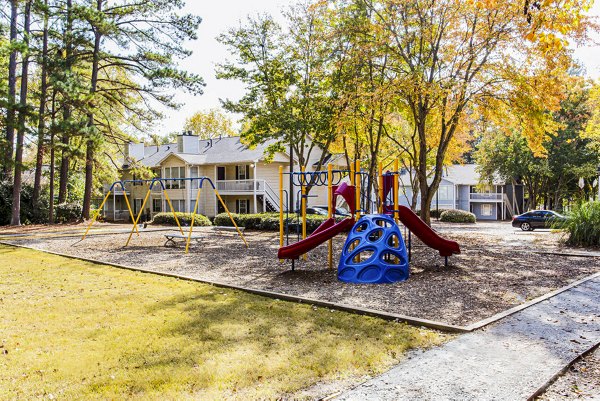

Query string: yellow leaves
583 80 600 140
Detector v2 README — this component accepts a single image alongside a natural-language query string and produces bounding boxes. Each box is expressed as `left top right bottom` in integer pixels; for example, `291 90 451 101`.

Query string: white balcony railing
216 179 263 193
469 193 502 201
103 184 130 195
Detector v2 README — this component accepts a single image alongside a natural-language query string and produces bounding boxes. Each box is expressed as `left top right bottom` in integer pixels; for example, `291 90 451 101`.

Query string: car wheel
520 222 531 231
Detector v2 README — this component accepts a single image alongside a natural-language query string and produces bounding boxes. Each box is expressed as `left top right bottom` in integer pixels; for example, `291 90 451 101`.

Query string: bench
164 233 206 247
212 226 246 236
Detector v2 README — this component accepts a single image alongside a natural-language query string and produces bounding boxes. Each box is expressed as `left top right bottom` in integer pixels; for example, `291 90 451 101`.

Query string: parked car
512 210 566 231
313 205 351 217
294 207 328 216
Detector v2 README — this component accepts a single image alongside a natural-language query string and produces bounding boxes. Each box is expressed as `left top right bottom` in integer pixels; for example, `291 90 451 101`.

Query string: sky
155 0 600 135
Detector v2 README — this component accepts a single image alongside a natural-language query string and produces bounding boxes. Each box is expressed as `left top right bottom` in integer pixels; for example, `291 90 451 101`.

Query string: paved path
337 275 600 401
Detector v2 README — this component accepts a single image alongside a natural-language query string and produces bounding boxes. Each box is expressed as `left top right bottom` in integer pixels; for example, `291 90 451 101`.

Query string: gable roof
130 136 288 168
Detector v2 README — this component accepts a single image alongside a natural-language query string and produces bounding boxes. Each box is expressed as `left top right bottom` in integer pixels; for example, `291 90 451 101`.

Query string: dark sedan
512 210 566 231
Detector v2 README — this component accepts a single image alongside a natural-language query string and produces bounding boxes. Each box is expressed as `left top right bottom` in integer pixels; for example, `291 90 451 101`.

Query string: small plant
430 208 449 219
55 202 83 223
560 201 600 247
152 212 212 227
439 209 476 223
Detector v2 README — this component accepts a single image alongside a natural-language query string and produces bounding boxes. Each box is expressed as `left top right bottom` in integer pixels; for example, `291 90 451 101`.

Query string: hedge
152 212 212 227
439 209 476 223
213 212 345 232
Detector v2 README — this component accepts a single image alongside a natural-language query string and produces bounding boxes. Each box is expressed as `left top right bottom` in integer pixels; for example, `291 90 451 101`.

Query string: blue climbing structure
338 214 410 284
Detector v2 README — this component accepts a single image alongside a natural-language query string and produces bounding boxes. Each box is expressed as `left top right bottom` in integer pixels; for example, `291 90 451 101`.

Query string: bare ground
0 221 598 327
537 346 600 400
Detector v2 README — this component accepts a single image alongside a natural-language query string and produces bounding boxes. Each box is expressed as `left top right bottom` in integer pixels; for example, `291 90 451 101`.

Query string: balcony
469 193 502 201
103 184 130 195
216 179 264 194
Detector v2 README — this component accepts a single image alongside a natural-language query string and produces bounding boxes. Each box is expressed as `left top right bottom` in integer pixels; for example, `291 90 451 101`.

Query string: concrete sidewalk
337 275 600 401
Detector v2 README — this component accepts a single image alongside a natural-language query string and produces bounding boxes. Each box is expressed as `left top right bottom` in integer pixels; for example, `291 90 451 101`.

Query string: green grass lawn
0 244 444 400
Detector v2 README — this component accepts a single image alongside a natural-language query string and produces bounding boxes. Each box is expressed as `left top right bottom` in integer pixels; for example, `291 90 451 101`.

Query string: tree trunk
49 91 56 224
82 0 103 219
11 0 32 226
58 0 73 204
32 0 49 206
3 0 18 179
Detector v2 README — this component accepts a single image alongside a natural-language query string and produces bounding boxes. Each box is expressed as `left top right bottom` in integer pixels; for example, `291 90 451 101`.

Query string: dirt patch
1 221 598 327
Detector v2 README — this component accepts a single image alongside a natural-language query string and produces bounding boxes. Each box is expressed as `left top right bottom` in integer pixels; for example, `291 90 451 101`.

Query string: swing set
82 177 248 253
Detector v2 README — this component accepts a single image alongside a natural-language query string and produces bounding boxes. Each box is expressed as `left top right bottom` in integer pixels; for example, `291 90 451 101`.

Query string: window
217 166 226 181
236 165 249 180
437 185 452 200
151 168 161 178
164 167 186 189
152 198 162 213
169 199 185 213
236 199 250 214
481 204 493 216
134 198 143 214
132 174 143 186
190 166 199 189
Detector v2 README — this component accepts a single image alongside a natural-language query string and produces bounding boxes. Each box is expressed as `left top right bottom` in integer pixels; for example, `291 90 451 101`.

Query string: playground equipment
338 214 409 284
277 159 460 280
277 162 361 270
82 177 247 253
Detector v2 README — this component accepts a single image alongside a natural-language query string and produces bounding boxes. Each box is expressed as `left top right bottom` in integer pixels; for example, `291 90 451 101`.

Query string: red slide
397 205 460 257
277 218 355 260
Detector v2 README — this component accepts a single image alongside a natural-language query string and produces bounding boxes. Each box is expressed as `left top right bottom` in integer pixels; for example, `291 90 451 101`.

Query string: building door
217 166 225 181
217 196 225 214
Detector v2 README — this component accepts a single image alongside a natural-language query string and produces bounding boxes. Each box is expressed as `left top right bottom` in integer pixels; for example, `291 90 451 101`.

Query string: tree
184 108 236 139
10 0 32 225
3 0 18 178
476 82 600 211
365 0 592 223
217 2 342 178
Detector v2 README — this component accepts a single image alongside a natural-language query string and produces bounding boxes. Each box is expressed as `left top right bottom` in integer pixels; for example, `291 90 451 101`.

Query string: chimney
177 132 199 153
125 142 145 161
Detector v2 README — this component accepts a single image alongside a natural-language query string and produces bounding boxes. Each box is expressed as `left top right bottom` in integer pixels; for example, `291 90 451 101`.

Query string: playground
1 220 598 327
1 165 599 399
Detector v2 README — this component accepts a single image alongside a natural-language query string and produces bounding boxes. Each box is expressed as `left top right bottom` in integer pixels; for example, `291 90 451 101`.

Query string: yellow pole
125 189 151 246
185 188 202 254
301 166 307 260
355 160 361 219
378 162 383 214
214 189 249 248
121 189 140 237
279 166 284 262
394 159 399 224
327 163 333 269
163 190 184 235
81 190 111 240
350 162 359 263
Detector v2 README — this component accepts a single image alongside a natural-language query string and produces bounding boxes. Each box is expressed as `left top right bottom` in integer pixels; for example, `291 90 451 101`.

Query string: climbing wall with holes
338 214 410 284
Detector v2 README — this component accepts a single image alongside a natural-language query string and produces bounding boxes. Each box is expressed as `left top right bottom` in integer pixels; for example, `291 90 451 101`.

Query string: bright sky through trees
155 0 600 134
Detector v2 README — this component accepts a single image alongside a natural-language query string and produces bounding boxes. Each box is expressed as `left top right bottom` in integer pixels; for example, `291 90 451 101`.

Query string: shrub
55 202 83 223
430 208 449 219
439 209 476 223
560 201 600 247
213 212 345 232
0 180 50 225
152 212 212 227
